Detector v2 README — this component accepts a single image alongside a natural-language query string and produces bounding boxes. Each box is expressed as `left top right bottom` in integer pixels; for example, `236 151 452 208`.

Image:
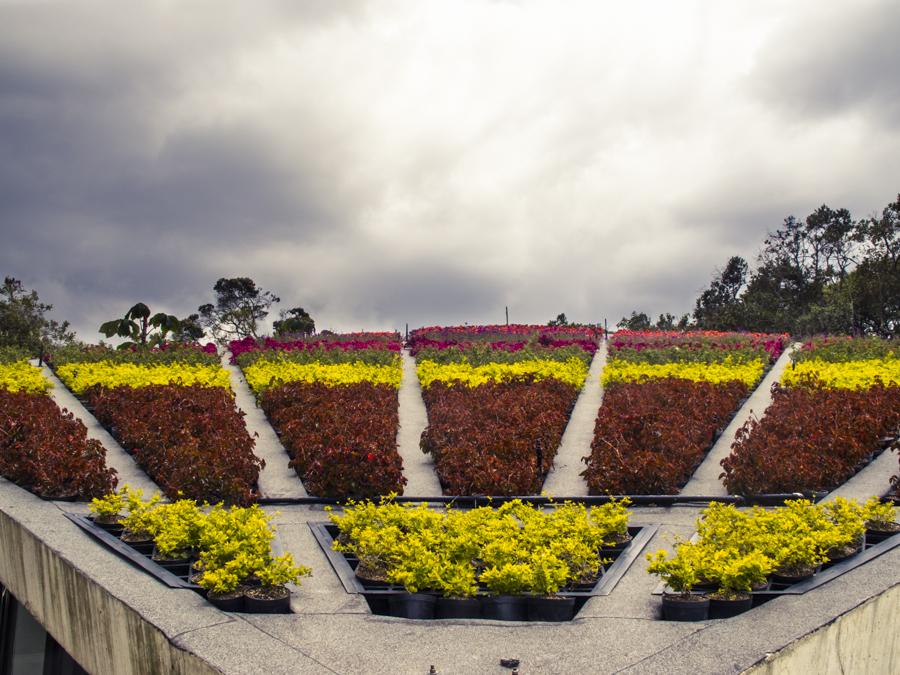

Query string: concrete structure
396 349 442 495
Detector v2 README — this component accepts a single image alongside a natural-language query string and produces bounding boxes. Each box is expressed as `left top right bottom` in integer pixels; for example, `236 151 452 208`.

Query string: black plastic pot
121 532 154 555
771 565 818 586
208 590 245 612
526 596 576 622
244 587 291 614
708 594 752 619
388 593 436 620
661 593 709 622
481 595 526 621
151 550 192 577
866 524 900 544
435 597 481 619
91 517 124 536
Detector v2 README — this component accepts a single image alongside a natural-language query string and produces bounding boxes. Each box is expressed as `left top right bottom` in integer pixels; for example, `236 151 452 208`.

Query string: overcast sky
2 0 899 340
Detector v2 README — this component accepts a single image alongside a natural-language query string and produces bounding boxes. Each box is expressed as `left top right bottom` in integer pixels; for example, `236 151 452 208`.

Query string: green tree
617 311 651 330
198 277 280 344
171 313 206 343
693 256 748 329
547 313 569 327
273 307 315 337
99 303 181 348
0 277 75 355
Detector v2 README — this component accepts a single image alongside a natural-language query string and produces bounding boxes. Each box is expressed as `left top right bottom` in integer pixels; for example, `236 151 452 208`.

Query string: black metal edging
310 522 656 598
262 493 818 508
64 514 192 590
593 525 657 596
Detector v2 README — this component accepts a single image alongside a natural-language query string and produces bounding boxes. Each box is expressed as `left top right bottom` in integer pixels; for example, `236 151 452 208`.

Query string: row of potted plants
50 345 263 505
582 330 788 495
412 325 598 495
232 333 408 498
0 349 117 500
328 497 632 621
89 486 310 613
648 497 899 621
721 336 900 495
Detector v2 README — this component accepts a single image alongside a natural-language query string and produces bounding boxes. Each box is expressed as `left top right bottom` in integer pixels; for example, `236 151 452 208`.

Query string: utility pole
505 306 509 326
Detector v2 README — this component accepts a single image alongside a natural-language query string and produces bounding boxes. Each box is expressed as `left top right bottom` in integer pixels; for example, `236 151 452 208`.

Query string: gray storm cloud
1 0 899 339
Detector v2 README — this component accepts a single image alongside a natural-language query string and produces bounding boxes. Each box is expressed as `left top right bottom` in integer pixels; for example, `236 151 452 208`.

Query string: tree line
618 192 900 337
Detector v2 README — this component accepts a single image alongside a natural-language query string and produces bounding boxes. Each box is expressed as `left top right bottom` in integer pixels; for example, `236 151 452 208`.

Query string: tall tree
0 277 75 354
99 302 181 348
273 307 315 337
198 277 280 344
693 256 748 329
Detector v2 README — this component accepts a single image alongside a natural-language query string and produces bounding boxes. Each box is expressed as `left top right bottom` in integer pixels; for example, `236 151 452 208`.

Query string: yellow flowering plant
243 359 402 393
0 361 51 394
55 361 230 393
602 359 765 388
416 357 588 389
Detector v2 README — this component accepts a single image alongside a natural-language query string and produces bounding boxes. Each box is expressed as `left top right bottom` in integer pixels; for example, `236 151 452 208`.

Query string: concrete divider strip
221 354 307 499
542 341 608 497
36 361 159 496
396 349 442 496
680 343 798 497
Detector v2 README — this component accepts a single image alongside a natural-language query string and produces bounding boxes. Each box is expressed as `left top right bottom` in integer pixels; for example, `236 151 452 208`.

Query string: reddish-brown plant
721 384 900 495
0 391 117 499
86 384 261 505
420 378 578 495
582 378 747 494
260 382 405 498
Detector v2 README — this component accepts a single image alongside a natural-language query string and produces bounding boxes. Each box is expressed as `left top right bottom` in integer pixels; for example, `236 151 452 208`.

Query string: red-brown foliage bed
0 391 117 499
86 384 261 505
582 378 747 494
721 384 900 495
420 379 578 495
260 382 405 498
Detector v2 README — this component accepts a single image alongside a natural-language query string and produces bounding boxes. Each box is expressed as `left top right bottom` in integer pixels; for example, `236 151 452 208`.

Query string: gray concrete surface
396 349 442 496
542 343 607 497
35 361 159 496
1 474 899 674
681 345 797 497
824 444 899 503
221 354 307 499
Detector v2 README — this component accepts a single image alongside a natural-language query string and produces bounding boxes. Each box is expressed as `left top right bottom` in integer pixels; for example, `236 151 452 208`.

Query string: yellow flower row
602 359 765 387
56 362 231 394
0 361 51 394
782 358 900 390
243 359 403 392
417 358 588 389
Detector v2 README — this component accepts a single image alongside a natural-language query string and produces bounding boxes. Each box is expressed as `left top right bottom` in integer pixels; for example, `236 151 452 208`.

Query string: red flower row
720 384 900 495
0 391 117 500
86 384 262 505
260 382 406 498
420 379 578 495
582 379 748 494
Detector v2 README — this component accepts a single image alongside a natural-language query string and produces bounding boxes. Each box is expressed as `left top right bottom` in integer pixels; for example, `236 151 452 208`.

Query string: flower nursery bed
310 522 656 621
410 324 600 495
232 333 406 498
0 352 117 500
583 330 788 495
48 344 262 505
721 336 900 495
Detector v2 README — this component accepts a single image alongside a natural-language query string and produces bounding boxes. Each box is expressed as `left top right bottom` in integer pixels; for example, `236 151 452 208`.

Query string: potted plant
524 551 575 622
385 538 440 620
861 497 900 543
433 561 480 620
822 498 865 563
244 553 311 614
646 548 708 621
707 552 772 619
197 555 250 612
591 500 633 553
89 489 126 534
119 487 162 554
148 500 203 576
479 563 531 621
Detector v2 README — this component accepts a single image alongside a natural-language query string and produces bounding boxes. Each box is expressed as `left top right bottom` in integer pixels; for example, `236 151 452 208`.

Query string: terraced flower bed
232 333 406 498
722 336 900 495
583 330 788 494
0 348 116 499
411 324 601 495
50 344 261 505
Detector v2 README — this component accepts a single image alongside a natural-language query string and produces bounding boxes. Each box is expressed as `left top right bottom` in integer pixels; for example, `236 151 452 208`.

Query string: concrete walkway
824 444 899 503
396 349 442 496
680 344 798 497
35 361 159 496
542 342 608 497
221 355 307 499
